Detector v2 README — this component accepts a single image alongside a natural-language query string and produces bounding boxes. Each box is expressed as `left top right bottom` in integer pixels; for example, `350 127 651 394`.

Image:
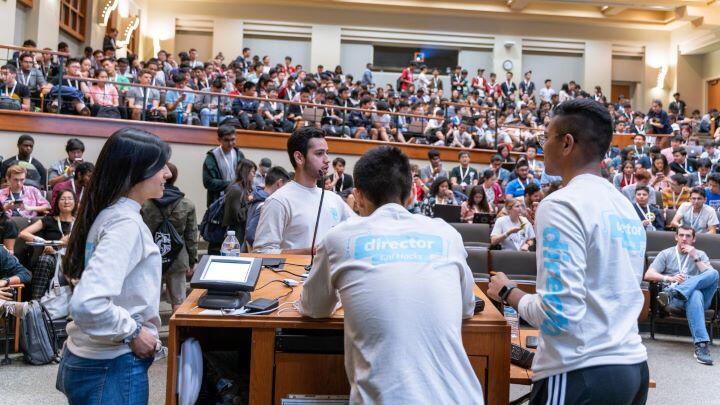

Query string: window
373 46 458 73
60 0 88 41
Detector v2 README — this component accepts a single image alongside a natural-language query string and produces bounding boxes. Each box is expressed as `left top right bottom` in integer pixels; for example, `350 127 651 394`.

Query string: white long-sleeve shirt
518 174 647 381
67 198 161 360
300 203 484 404
252 181 354 253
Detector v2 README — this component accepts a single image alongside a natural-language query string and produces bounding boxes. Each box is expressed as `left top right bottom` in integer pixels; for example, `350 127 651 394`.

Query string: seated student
525 144 544 178
622 169 657 204
671 187 718 234
45 58 91 115
165 72 197 125
700 140 720 165
126 69 166 121
0 64 31 111
689 158 712 188
19 189 75 300
51 162 93 206
232 81 268 131
612 160 636 191
662 173 691 210
0 244 31 300
705 173 720 210
491 198 535 251
48 138 86 188
349 97 374 140
449 151 478 193
461 185 494 223
286 87 312 130
645 225 718 365
420 177 458 217
196 77 233 127
299 146 484 403
489 154 511 187
479 169 504 212
253 127 355 254
1 134 47 190
245 166 290 249
633 185 664 231
261 87 293 133
0 165 50 218
521 183 543 225
0 214 17 254
670 147 697 175
327 157 353 194
504 160 541 198
419 149 449 185
86 69 120 117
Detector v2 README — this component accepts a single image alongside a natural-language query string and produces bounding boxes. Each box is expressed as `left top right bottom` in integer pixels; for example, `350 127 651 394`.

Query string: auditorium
0 0 719 403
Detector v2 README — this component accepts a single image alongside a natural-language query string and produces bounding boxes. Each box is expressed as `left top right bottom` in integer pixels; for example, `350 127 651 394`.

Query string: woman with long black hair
223 158 256 245
56 128 171 405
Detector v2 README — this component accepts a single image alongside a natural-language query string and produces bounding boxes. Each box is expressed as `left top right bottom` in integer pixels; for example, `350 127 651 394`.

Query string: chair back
645 231 676 255
664 209 676 230
465 246 489 278
451 223 491 244
488 250 537 282
695 233 720 260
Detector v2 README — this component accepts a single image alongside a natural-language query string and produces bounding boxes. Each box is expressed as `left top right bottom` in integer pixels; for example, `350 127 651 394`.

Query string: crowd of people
3 38 720 154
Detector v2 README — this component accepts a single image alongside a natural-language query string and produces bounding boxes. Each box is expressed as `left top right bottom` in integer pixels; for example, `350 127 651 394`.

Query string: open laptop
433 204 462 223
473 212 496 225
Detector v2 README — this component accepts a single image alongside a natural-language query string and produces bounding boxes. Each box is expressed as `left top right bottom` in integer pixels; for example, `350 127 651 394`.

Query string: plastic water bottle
220 230 241 257
176 107 184 124
504 306 520 339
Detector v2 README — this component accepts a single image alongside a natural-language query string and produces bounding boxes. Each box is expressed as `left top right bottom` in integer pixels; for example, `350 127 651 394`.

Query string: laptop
473 212 496 225
433 204 462 223
302 107 324 123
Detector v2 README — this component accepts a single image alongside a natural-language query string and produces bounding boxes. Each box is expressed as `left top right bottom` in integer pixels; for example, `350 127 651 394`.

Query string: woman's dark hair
353 146 412 207
63 128 170 280
233 158 257 191
497 144 511 159
93 68 107 79
430 176 451 197
468 186 490 213
52 189 78 217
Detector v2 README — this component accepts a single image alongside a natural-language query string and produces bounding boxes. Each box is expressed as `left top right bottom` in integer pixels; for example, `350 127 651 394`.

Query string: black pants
530 362 649 405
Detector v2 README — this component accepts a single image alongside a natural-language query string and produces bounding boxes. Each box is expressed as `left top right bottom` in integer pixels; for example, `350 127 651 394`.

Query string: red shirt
400 68 414 91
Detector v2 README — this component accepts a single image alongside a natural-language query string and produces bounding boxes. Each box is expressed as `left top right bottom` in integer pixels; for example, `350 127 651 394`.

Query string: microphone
305 169 326 272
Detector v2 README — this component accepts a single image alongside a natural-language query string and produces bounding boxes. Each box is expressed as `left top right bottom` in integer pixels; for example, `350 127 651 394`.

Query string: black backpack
20 301 60 365
199 195 227 245
152 200 185 274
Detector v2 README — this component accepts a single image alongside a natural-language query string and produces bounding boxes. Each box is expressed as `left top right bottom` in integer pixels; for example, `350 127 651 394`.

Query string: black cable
262 266 305 278
274 286 294 301
255 279 285 291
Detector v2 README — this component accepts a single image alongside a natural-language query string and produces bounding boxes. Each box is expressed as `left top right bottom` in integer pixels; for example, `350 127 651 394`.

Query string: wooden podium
165 254 510 405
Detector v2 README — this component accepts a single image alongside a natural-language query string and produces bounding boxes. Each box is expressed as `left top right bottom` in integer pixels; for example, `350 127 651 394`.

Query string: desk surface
172 253 507 328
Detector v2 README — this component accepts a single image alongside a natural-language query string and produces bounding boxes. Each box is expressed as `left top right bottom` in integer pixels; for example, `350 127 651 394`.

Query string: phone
12 200 22 207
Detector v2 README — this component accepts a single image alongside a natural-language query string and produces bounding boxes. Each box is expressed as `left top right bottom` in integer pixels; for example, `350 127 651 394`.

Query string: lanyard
671 190 685 208
698 172 707 185
675 248 689 275
4 83 16 97
624 174 634 186
16 155 33 166
459 166 471 183
18 70 28 85
688 207 702 228
636 202 650 216
56 217 74 238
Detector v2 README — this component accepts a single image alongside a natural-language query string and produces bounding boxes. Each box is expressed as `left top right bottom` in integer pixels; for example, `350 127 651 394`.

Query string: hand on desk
487 272 512 302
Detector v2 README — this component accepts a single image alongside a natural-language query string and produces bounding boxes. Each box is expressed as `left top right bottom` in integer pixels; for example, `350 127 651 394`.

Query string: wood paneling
709 80 720 112
611 84 631 105
274 353 350 404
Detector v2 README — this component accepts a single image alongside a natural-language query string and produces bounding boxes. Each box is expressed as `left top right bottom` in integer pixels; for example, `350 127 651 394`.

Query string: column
584 40 612 96
644 43 671 110
26 0 61 49
0 0 18 45
311 25 341 70
493 35 522 79
212 19 244 61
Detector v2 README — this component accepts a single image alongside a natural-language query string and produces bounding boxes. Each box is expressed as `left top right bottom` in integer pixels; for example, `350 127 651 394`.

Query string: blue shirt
165 89 195 111
505 178 541 198
705 187 720 210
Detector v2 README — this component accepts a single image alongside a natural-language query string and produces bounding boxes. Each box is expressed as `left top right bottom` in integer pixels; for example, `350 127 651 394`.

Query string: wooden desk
165 254 510 405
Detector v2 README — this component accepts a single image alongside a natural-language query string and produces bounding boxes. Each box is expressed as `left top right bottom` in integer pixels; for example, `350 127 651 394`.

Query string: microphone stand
305 171 326 272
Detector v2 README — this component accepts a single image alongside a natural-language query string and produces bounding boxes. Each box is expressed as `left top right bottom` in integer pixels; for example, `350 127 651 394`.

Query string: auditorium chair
694 233 720 260
663 209 676 231
450 223 491 247
645 230 676 267
648 280 718 343
465 246 489 279
472 250 538 297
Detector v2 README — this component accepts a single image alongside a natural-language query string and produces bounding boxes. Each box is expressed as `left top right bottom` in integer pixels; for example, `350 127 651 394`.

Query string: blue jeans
56 348 153 405
200 108 233 127
668 268 719 343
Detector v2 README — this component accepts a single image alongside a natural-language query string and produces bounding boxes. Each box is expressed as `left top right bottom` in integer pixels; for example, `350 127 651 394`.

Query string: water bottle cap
227 231 235 236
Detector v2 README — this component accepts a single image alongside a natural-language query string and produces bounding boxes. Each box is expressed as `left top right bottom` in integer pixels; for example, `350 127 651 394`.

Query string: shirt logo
329 207 340 223
353 233 443 265
608 215 646 253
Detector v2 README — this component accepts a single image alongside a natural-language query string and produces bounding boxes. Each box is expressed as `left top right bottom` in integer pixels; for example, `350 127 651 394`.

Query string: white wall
0 0 17 46
522 52 584 89
340 42 373 81
174 31 213 62
243 36 311 70
458 50 493 75
704 48 720 80
59 31 83 57
311 25 341 70
14 5 28 45
612 57 643 83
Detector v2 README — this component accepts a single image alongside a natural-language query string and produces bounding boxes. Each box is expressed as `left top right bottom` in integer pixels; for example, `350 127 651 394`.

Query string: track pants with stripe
530 362 649 405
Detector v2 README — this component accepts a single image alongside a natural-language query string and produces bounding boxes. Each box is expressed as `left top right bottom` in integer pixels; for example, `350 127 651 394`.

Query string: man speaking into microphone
253 127 354 254
488 99 649 404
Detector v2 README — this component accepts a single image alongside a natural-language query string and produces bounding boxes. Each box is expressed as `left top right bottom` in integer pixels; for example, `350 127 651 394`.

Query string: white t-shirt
252 181 355 253
676 202 719 233
518 174 647 381
300 203 484 404
491 215 535 251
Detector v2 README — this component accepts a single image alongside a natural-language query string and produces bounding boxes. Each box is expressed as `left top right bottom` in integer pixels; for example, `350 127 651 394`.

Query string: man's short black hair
491 154 503 163
2 64 16 74
75 161 95 176
671 173 688 185
354 146 412 207
524 183 541 197
708 173 720 185
698 158 712 169
265 166 290 186
672 147 687 156
18 134 33 145
287 127 325 169
515 160 529 169
691 187 706 199
428 149 440 160
66 138 85 152
217 125 236 139
552 98 613 161
333 157 346 167
635 185 650 195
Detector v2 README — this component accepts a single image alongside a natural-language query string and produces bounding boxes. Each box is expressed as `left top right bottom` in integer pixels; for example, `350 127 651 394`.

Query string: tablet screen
203 260 251 283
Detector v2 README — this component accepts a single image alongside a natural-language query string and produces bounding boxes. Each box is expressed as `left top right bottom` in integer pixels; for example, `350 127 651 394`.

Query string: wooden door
709 79 720 111
611 84 631 105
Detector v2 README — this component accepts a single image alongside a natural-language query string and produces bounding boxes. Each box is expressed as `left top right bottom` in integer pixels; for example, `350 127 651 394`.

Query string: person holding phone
490 198 534 251
48 138 86 188
57 128 171 404
0 165 50 218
